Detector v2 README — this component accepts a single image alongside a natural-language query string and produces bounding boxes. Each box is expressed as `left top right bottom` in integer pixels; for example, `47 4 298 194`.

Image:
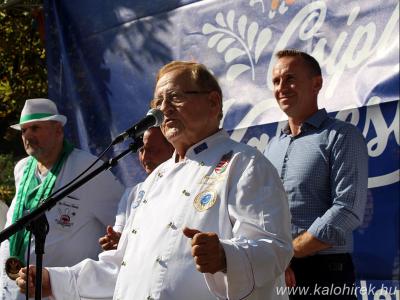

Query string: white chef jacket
113 183 143 233
0 148 124 300
49 130 293 300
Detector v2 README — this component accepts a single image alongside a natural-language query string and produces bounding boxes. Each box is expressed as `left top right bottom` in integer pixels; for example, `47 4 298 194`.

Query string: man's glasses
152 90 210 109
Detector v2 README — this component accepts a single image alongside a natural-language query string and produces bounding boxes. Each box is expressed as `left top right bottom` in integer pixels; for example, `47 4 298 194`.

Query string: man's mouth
25 142 37 148
278 94 293 100
164 119 177 126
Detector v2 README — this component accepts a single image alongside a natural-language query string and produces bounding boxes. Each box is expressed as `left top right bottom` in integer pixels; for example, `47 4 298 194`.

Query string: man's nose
275 80 284 92
22 128 32 139
159 97 173 113
142 149 153 161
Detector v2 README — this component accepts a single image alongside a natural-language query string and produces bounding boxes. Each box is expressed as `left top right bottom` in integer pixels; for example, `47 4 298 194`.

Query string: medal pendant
5 257 24 280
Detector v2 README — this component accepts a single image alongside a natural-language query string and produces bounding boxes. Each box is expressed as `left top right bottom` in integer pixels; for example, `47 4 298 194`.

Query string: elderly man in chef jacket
17 62 293 300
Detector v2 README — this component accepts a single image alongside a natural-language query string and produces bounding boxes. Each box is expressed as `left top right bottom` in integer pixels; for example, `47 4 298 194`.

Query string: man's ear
208 91 222 119
313 76 323 94
55 122 64 138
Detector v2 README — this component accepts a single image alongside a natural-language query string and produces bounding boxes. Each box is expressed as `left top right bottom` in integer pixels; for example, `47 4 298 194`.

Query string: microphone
112 109 164 145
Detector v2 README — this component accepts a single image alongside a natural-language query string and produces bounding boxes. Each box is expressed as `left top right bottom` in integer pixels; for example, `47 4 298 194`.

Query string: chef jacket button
167 221 176 229
182 189 190 196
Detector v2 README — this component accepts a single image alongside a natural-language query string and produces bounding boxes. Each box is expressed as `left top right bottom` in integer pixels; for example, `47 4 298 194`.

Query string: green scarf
9 140 74 265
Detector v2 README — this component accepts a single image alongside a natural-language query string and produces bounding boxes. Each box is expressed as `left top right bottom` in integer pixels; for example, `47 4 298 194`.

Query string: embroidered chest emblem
214 151 233 174
193 189 217 212
55 207 74 227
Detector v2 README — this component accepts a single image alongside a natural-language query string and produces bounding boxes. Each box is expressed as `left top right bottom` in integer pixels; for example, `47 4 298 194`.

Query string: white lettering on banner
226 97 279 137
335 101 400 188
203 2 398 102
336 102 400 158
319 4 399 99
266 1 327 89
203 2 399 189
229 99 400 189
266 2 399 99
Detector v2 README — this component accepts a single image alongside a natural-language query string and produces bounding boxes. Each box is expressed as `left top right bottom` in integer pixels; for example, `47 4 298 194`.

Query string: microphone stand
0 138 143 300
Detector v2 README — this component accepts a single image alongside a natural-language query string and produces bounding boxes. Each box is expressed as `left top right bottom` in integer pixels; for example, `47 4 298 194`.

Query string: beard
25 146 45 160
24 139 48 161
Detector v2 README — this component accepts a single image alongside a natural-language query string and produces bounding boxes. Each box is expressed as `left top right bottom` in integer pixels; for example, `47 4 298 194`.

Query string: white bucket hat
10 98 67 130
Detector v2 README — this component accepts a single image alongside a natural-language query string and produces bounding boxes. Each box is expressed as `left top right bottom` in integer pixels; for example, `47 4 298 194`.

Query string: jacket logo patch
214 151 233 174
193 189 217 212
55 207 75 227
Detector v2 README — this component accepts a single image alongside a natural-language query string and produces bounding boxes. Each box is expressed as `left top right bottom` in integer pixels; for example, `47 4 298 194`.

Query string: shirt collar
172 129 228 161
281 109 328 136
305 108 328 128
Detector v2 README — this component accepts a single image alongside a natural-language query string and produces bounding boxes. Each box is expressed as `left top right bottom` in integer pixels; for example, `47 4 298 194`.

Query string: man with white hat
0 98 124 300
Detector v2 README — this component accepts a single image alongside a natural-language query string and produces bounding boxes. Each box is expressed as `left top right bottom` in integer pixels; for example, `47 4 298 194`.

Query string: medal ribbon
9 140 74 265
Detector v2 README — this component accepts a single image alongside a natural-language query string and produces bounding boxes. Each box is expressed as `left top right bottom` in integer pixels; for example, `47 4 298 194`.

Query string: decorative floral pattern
202 10 272 81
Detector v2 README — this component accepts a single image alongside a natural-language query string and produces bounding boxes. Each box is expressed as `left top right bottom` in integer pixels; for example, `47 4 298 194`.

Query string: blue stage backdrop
44 0 399 297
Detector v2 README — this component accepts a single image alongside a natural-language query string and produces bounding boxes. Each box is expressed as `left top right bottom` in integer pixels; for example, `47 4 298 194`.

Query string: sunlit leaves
0 153 15 205
0 9 46 205
0 9 47 119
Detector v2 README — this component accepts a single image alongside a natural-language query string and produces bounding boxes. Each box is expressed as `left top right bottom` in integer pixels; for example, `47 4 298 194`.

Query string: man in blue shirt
264 49 368 299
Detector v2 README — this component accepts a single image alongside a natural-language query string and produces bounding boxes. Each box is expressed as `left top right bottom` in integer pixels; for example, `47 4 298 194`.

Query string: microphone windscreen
146 108 164 127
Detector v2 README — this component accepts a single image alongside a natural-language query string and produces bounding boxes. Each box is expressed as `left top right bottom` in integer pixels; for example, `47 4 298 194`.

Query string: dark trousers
289 253 357 299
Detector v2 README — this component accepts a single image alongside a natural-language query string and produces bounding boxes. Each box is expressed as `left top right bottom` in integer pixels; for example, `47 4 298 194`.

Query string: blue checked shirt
264 109 368 254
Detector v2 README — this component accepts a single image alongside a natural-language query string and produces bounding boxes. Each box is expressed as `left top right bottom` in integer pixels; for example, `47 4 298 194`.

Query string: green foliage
0 7 46 206
0 8 47 119
0 154 16 206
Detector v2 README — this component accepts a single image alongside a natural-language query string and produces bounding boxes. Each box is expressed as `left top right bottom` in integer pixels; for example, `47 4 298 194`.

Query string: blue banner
44 0 399 285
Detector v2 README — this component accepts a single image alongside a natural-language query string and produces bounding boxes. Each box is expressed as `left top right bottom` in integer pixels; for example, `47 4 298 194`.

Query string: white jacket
49 130 292 300
0 148 124 300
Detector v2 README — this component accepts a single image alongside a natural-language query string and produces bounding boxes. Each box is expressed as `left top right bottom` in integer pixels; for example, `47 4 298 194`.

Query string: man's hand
183 227 227 274
16 265 52 298
285 266 296 287
99 226 122 250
